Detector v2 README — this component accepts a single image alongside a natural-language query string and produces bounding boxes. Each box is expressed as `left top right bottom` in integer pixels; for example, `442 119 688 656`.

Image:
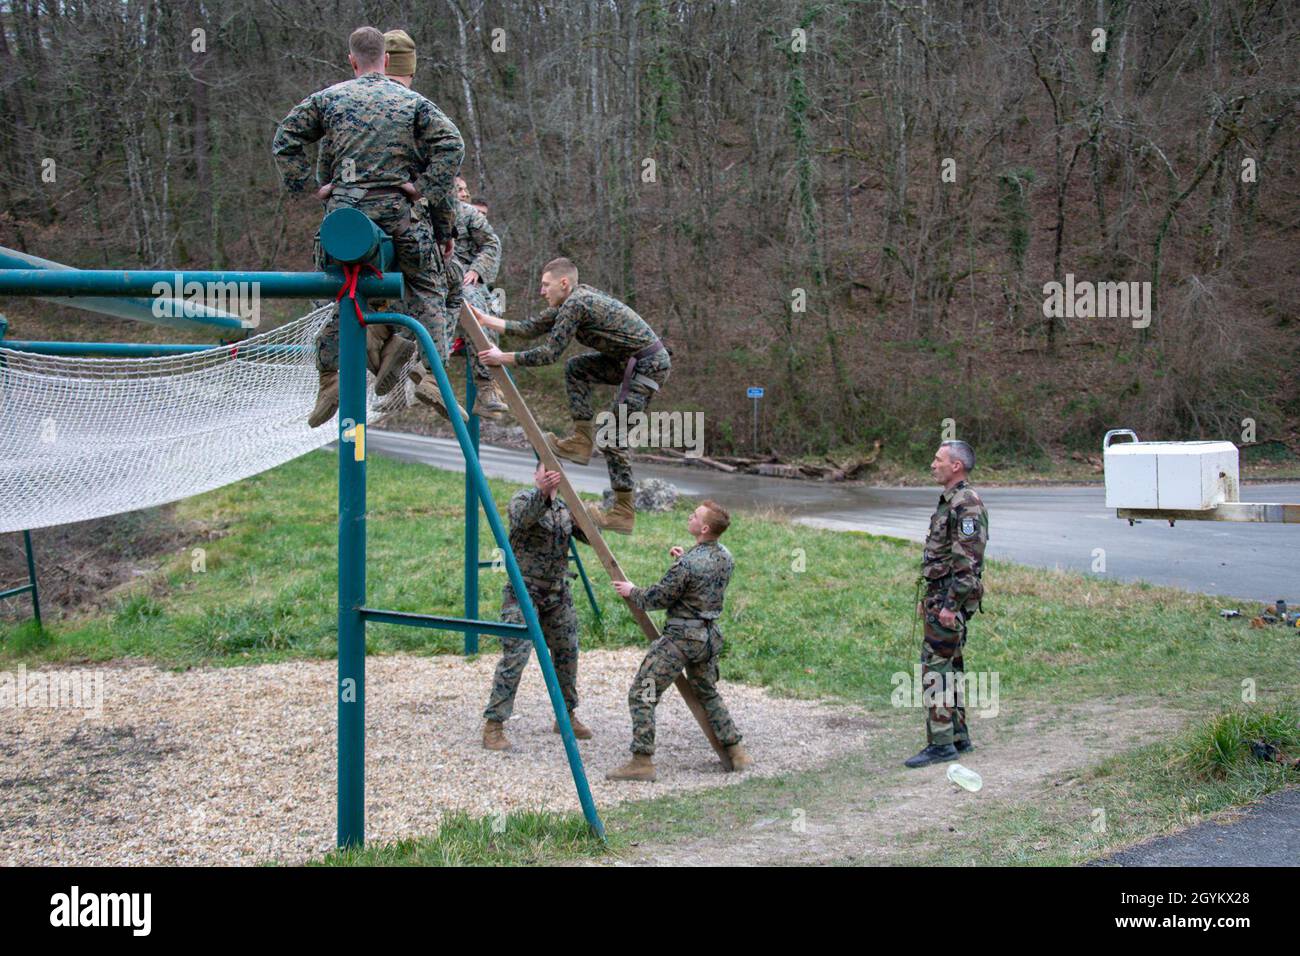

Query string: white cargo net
0 305 418 533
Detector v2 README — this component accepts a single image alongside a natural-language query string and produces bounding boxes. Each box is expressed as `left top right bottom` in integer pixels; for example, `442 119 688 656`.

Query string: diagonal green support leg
570 539 603 626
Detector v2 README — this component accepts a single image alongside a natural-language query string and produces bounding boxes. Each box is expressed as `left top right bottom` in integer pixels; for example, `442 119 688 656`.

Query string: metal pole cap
319 207 386 265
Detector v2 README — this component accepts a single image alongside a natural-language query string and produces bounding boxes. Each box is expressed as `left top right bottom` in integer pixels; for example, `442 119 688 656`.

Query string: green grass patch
313 810 608 866
901 704 1300 866
3 450 1296 718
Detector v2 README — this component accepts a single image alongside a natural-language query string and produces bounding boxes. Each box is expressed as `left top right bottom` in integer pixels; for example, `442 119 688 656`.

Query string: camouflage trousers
483 585 579 722
314 193 460 373
627 624 740 756
456 275 500 384
567 349 672 492
921 590 971 747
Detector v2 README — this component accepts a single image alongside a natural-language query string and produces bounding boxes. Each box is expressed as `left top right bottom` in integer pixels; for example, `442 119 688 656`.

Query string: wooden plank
459 302 733 769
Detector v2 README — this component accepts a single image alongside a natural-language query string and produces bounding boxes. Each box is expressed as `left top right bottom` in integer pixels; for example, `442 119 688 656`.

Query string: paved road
367 430 1298 603
1093 787 1300 866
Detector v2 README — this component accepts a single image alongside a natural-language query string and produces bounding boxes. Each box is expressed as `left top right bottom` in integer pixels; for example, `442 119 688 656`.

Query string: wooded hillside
1 0 1295 464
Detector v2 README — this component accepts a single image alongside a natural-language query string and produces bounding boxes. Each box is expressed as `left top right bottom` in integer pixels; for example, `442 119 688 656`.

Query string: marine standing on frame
450 175 509 420
271 26 464 426
905 440 989 769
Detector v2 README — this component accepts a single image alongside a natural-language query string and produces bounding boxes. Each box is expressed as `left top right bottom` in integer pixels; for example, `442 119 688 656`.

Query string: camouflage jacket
454 201 502 284
629 541 734 630
504 284 660 367
504 488 588 600
921 479 989 612
272 72 464 239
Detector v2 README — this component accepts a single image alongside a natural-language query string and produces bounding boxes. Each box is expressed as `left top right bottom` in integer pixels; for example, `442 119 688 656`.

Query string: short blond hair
699 499 730 537
542 257 578 286
349 27 386 67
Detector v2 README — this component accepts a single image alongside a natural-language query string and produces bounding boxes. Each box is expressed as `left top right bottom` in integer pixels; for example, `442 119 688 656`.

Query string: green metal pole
0 246 245 330
570 539 603 625
0 268 400 303
367 312 605 840
23 530 40 628
0 340 309 358
464 354 479 655
337 303 367 849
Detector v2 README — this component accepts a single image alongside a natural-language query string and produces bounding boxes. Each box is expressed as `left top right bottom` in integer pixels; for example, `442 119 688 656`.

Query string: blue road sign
747 386 764 398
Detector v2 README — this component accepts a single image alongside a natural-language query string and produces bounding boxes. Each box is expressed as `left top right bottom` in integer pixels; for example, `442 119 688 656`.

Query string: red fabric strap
334 263 384 327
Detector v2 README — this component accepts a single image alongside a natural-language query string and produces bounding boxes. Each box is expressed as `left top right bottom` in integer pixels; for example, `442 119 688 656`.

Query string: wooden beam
459 302 734 769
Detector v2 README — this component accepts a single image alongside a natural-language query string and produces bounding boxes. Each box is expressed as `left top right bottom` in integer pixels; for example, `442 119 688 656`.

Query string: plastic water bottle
947 763 983 792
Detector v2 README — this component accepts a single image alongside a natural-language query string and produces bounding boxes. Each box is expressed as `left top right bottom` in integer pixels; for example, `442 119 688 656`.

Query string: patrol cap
384 29 416 76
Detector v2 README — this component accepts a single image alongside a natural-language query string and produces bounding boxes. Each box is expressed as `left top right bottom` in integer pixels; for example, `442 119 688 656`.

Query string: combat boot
903 743 958 768
726 742 753 771
544 419 595 465
605 753 656 782
408 367 469 423
364 324 387 375
472 380 509 421
373 334 416 397
553 713 593 740
482 719 511 751
588 490 635 536
307 370 339 428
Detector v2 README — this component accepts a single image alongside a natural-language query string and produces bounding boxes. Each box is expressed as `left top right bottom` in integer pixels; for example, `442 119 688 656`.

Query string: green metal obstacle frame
0 207 606 846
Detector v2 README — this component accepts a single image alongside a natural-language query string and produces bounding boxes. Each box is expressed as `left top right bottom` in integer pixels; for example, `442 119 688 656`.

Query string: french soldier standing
905 440 989 768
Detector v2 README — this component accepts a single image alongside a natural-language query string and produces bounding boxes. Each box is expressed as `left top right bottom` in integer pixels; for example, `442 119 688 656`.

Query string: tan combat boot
544 419 595 465
364 324 388 376
373 334 416 397
408 367 469 423
472 380 509 421
553 713 593 740
605 753 656 782
482 719 511 751
307 370 339 428
588 490 635 536
726 742 753 771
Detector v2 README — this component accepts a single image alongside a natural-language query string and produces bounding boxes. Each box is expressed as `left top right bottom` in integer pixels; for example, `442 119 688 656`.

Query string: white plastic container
947 763 983 792
1103 430 1239 510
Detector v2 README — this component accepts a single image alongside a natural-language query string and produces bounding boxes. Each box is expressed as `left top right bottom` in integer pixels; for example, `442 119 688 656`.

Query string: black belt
616 339 667 403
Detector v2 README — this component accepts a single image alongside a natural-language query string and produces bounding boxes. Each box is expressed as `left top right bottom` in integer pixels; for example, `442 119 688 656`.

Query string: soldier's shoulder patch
959 515 978 537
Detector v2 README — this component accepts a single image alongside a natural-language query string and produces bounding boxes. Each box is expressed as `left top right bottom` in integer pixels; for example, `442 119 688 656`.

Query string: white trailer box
1103 430 1239 511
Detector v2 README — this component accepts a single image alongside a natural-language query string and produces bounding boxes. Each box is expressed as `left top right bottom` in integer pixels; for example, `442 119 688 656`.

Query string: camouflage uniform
452 200 503 380
504 285 671 492
483 487 588 722
919 479 989 747
272 72 464 372
624 541 741 755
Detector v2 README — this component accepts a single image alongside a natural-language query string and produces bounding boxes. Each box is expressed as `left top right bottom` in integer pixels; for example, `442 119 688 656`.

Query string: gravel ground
0 650 861 865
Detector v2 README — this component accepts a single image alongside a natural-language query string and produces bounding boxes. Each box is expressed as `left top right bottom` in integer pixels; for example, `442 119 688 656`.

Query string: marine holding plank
608 499 751 781
482 463 593 751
